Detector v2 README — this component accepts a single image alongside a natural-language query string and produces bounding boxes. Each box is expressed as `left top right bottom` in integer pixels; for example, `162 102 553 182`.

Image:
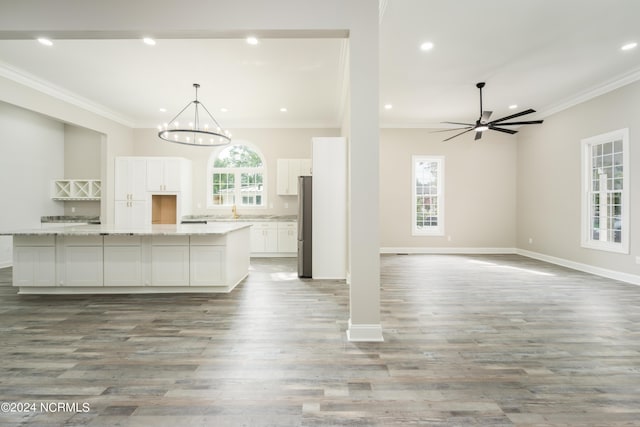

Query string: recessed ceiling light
159 108 167 113
621 42 637 51
37 38 53 46
246 36 259 45
420 41 434 51
143 37 156 46
220 108 228 113
508 104 518 110
384 104 393 110
280 107 288 112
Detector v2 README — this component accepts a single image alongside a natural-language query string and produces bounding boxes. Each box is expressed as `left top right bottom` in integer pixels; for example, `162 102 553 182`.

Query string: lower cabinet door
104 246 143 286
277 228 297 252
62 246 104 286
190 246 225 286
13 246 56 287
151 245 189 286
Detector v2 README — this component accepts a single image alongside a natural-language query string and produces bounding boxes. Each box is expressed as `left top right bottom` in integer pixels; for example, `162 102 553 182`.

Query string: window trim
580 128 629 254
207 141 267 209
412 155 445 236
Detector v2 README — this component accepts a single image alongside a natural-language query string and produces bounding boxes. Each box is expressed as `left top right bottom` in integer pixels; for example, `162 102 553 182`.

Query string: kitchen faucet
231 204 239 219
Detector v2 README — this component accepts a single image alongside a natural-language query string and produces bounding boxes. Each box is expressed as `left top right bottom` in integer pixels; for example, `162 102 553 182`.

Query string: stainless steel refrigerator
297 176 312 278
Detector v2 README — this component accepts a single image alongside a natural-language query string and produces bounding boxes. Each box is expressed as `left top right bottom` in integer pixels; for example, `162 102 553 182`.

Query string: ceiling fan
436 82 543 141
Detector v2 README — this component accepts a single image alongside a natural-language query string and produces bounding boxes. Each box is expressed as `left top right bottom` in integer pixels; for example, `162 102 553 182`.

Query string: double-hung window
412 155 444 236
581 128 629 253
209 144 265 208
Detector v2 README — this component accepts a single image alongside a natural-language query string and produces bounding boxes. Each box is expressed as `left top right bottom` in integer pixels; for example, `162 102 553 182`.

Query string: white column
346 5 383 342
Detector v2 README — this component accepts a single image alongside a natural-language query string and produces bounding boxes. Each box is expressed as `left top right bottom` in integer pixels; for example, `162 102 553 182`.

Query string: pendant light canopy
158 83 231 147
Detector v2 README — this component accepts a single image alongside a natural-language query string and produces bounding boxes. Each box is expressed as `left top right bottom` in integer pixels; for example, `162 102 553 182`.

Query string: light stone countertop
40 215 101 223
182 214 297 223
0 223 252 237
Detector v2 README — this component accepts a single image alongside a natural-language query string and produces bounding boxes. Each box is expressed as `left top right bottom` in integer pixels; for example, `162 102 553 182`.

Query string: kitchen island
2 223 251 294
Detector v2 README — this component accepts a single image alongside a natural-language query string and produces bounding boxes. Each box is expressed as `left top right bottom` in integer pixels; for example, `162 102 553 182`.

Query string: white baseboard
380 247 517 255
346 318 384 342
516 249 640 286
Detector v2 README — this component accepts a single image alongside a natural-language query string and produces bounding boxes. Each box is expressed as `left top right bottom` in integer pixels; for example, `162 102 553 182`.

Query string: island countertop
0 222 252 237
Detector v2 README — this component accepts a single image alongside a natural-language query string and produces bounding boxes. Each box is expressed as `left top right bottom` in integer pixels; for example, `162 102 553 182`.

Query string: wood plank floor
0 254 639 426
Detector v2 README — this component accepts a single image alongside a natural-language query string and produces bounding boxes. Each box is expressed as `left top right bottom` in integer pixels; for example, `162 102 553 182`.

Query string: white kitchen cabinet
114 200 149 228
115 156 191 227
115 157 147 201
277 159 312 195
190 235 225 286
104 236 143 286
250 222 278 253
58 236 103 287
190 246 225 285
115 157 149 228
151 236 189 286
13 236 56 287
52 179 101 201
146 157 183 192
277 222 298 253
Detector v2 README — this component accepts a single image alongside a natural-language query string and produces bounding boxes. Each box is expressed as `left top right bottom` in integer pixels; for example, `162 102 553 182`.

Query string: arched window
208 143 265 207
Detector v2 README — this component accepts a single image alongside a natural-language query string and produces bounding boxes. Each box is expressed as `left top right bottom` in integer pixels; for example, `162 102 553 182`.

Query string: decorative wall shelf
52 179 101 201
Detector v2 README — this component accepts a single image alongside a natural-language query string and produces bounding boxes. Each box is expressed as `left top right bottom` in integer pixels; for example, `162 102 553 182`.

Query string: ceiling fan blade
430 127 473 133
489 108 536 124
474 131 483 141
443 128 474 142
489 120 544 126
490 126 518 135
442 121 474 126
480 110 492 123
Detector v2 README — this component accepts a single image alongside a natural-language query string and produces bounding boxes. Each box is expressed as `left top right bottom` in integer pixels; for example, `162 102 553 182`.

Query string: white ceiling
1 0 640 131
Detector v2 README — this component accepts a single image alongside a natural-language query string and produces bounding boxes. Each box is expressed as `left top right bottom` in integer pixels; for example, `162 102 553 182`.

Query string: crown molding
537 66 640 119
0 61 135 127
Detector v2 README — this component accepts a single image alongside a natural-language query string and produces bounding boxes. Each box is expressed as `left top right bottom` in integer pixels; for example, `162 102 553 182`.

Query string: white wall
380 128 517 251
64 124 102 216
517 80 640 279
0 76 134 225
132 127 339 217
0 101 64 267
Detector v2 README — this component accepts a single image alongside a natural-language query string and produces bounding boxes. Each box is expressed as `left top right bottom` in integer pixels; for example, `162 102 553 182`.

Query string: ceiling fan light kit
438 82 543 141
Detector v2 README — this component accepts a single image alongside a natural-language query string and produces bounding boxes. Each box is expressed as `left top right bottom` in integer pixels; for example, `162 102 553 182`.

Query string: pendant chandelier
158 83 231 147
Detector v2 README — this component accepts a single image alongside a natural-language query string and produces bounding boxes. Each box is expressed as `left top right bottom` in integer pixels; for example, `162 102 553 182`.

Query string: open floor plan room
1 255 639 426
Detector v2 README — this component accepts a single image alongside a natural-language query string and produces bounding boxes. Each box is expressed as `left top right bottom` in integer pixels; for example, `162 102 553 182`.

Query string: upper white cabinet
114 156 192 228
146 158 185 192
115 157 147 201
277 158 312 195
